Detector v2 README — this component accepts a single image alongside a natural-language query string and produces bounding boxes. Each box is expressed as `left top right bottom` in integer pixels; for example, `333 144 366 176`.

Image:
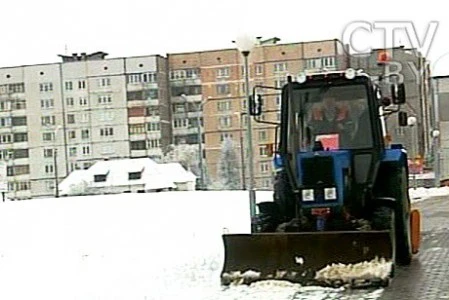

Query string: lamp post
234 35 257 232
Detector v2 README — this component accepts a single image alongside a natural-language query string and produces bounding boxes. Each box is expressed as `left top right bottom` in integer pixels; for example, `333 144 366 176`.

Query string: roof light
344 68 356 79
377 50 390 64
297 72 307 83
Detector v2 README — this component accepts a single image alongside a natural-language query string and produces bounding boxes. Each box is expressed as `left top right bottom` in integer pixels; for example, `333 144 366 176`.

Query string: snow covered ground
0 187 445 299
409 186 449 203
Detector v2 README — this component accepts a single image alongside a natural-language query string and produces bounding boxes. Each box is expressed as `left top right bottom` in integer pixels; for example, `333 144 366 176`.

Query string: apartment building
169 39 349 189
4 37 433 199
0 52 171 199
350 47 432 159
431 75 449 181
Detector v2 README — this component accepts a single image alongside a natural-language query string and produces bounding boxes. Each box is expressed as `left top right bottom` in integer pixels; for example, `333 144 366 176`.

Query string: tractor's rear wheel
394 167 412 265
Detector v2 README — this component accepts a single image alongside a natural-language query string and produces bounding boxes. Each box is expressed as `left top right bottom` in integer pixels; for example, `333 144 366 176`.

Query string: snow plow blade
221 231 393 286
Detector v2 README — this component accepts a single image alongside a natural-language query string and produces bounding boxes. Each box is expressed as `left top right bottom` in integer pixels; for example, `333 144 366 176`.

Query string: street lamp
234 35 258 232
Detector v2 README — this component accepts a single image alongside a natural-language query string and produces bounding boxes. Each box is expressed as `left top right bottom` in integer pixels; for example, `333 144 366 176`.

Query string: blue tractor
221 68 421 287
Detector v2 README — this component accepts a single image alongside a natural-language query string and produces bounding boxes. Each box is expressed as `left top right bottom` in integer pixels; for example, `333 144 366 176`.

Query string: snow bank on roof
158 163 197 183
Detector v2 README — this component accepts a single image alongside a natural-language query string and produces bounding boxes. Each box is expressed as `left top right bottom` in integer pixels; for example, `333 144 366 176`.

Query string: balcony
173 126 203 136
170 78 201 86
128 117 146 124
127 99 159 108
171 95 202 103
129 133 147 141
127 82 158 91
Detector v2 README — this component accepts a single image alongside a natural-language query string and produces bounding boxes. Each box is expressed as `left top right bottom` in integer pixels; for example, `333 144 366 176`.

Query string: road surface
379 195 449 299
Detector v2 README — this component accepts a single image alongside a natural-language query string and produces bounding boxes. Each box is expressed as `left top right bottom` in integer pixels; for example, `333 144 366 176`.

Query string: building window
43 149 54 158
100 128 114 136
99 78 111 87
65 81 73 90
130 141 146 150
259 146 268 156
98 95 112 104
79 97 88 106
78 80 86 89
81 129 90 139
217 101 231 111
67 114 75 124
217 67 230 78
12 100 26 110
216 84 230 95
13 133 28 142
260 162 270 173
0 117 11 127
12 117 26 126
128 172 142 180
0 101 10 111
68 130 76 139
255 64 263 75
7 165 30 176
69 147 77 157
39 83 53 92
147 122 160 132
0 134 12 144
148 139 160 149
127 72 157 84
274 62 287 72
173 118 188 128
82 145 91 155
41 99 54 109
0 150 13 160
94 174 107 182
41 116 55 126
13 149 28 159
218 116 232 128
129 124 145 134
259 130 267 141
322 56 336 68
8 83 25 93
66 97 74 106
220 132 233 142
45 164 54 174
43 132 55 141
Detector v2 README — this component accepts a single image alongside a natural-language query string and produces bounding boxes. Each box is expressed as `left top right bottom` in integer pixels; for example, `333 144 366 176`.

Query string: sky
2 0 449 75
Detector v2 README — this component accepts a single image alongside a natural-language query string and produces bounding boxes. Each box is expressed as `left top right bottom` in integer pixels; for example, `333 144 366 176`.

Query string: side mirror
398 111 408 126
391 83 406 105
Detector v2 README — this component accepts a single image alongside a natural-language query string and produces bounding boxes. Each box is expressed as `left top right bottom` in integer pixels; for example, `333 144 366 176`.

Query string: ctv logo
341 21 439 83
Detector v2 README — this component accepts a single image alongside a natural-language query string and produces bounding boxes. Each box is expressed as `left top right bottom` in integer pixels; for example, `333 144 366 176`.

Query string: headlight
324 187 337 200
302 189 314 201
297 72 307 83
344 68 356 79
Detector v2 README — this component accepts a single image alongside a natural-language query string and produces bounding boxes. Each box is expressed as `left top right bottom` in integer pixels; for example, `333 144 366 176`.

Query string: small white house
59 158 197 196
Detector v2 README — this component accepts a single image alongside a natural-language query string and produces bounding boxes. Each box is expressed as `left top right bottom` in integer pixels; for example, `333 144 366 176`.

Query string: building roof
59 158 197 195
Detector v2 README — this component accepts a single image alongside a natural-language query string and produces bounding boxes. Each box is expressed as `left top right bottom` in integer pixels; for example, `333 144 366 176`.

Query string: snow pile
409 186 449 202
315 257 393 284
221 270 262 285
